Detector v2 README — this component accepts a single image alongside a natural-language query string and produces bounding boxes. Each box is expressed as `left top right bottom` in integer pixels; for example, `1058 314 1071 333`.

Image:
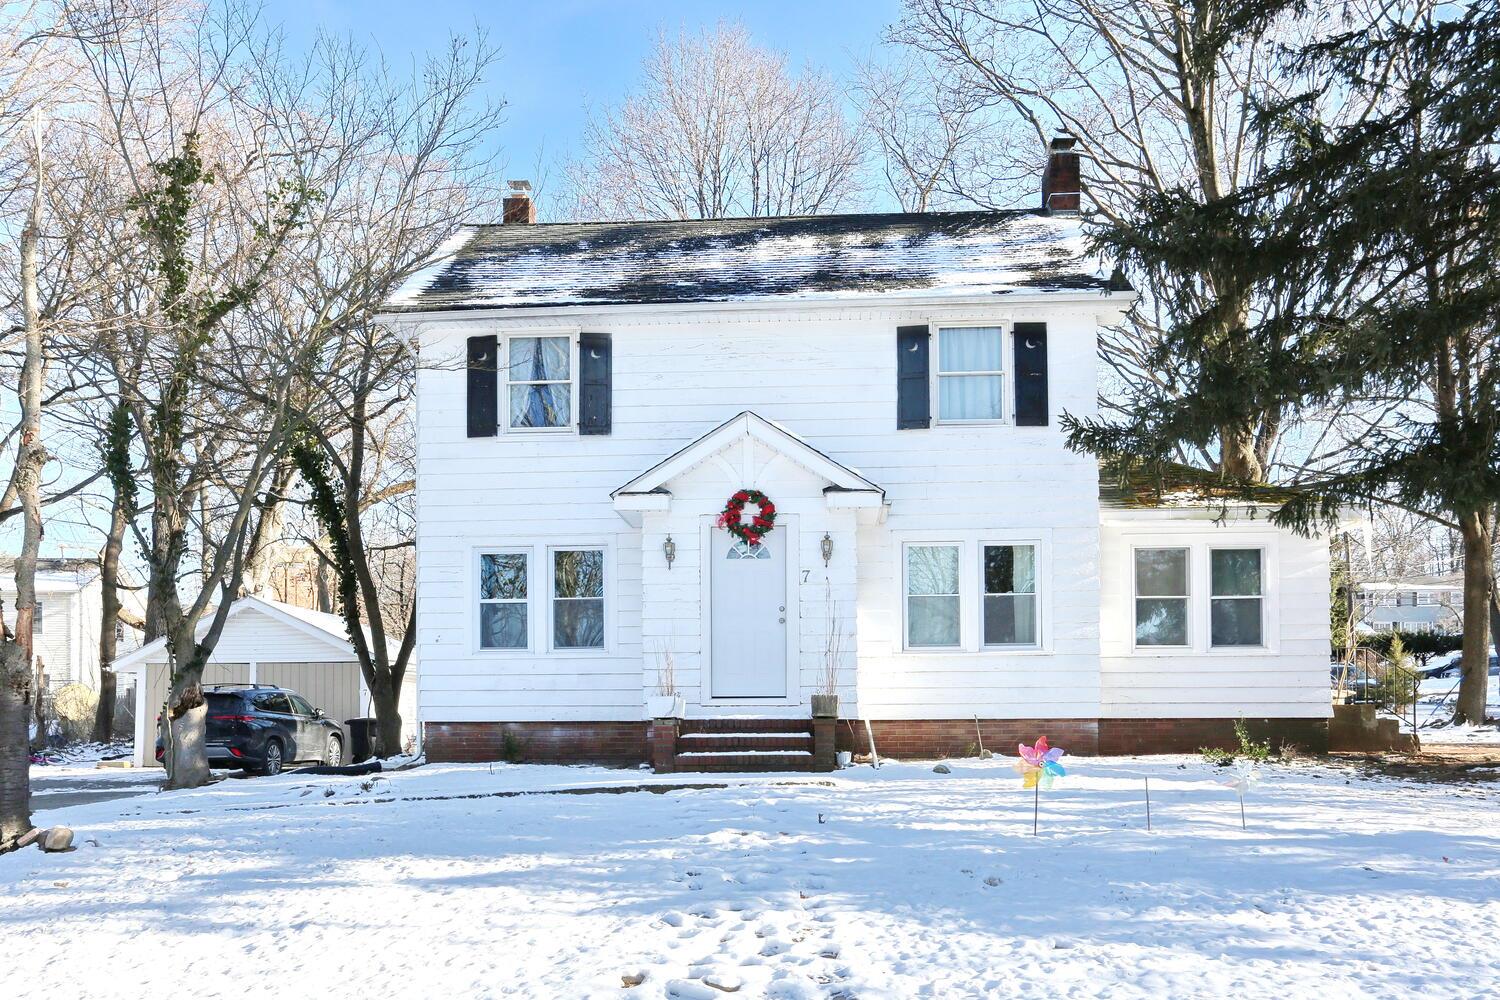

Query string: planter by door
811 694 839 718
710 525 788 698
646 693 685 719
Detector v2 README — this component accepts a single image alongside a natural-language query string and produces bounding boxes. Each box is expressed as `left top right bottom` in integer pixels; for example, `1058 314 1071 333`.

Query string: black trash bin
346 717 377 763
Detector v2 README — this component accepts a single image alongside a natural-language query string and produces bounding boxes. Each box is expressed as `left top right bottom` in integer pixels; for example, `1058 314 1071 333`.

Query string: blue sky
267 0 905 213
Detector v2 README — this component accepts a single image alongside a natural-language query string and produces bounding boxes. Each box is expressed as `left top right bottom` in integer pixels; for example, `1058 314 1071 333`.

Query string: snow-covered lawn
6 756 1500 999
1414 675 1500 743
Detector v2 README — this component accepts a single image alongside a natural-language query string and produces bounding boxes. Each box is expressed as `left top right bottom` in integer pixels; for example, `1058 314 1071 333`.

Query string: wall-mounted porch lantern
821 532 833 567
663 535 677 570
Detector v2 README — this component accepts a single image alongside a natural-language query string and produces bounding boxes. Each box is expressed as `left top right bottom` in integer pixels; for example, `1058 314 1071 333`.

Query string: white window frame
902 541 963 650
1209 546 1267 649
547 544 610 654
932 325 1008 426
475 548 534 654
501 331 579 434
1132 545 1191 650
980 541 1041 649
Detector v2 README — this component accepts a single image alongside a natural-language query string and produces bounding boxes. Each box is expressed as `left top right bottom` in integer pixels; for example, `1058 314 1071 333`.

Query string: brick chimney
503 180 536 224
1041 136 1080 214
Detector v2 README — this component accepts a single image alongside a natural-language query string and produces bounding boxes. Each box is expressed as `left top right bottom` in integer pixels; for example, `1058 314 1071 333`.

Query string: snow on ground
1414 676 1500 743
28 738 133 767
5 756 1500 999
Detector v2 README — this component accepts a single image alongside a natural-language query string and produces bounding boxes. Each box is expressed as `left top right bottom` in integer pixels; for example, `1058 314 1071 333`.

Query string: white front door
710 527 788 698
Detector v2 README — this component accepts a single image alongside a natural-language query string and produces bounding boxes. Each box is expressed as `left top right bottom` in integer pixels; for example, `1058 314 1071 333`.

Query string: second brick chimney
1041 136 1080 214
503 180 536 224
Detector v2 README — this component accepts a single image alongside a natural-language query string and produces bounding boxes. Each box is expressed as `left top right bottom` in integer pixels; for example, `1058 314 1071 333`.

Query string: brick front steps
653 717 835 773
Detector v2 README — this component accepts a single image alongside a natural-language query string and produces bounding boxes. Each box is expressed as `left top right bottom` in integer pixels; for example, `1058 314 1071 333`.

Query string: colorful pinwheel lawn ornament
1014 736 1067 835
1220 761 1259 830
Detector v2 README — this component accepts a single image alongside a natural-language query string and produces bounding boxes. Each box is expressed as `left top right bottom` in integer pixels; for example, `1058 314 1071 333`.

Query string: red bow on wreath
717 488 777 546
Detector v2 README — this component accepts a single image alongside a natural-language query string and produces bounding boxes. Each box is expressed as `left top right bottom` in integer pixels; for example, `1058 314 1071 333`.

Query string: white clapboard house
381 140 1331 770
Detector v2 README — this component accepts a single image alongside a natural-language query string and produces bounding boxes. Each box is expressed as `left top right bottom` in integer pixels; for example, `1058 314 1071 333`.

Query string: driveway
29 768 161 813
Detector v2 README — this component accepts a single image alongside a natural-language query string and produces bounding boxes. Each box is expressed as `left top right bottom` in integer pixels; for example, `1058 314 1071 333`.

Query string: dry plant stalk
820 580 842 697
653 640 677 697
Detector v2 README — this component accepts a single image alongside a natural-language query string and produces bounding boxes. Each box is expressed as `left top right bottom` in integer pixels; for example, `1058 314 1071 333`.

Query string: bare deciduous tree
565 24 863 220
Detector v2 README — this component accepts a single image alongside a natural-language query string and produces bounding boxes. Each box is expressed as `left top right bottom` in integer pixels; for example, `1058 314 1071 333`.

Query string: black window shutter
896 325 931 429
579 332 612 436
466 334 498 438
1013 322 1048 426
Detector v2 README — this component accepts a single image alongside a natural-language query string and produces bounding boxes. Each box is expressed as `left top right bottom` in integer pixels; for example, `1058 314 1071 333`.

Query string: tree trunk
1218 421 1263 481
161 635 210 790
92 482 128 742
0 643 33 846
241 464 293 596
1 132 46 848
1454 510 1493 725
369 672 403 758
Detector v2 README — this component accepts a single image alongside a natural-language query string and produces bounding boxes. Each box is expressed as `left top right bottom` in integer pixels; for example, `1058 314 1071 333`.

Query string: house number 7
801 570 810 583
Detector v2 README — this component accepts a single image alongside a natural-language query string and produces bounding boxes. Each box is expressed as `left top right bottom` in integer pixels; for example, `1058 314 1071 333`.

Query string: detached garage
114 595 414 768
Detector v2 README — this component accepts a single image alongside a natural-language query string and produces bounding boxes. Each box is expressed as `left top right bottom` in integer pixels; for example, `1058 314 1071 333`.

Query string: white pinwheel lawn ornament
1220 761 1259 830
1014 736 1067 835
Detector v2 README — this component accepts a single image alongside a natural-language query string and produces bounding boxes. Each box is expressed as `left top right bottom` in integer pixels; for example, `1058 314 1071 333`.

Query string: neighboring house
380 139 1331 767
110 595 418 767
1355 575 1464 634
1 557 141 692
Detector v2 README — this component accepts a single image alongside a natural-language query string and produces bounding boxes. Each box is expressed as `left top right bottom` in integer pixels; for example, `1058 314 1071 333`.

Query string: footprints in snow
638 854 851 997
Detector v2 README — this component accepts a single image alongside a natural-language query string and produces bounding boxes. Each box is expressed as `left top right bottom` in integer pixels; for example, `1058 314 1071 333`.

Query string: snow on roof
384 210 1123 313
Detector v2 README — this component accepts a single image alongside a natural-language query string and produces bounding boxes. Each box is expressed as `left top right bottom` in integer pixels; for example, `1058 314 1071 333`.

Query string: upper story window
936 326 1004 422
507 335 572 430
1135 547 1189 647
33 601 42 634
1210 548 1264 647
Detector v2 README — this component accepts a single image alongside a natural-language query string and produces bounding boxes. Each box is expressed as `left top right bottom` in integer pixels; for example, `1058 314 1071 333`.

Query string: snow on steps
673 718 817 773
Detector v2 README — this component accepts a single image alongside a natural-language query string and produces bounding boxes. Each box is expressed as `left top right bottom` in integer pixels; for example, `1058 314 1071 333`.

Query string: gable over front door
709 528 788 699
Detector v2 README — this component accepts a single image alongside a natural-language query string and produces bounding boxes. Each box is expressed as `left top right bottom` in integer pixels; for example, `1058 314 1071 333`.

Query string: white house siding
1098 510 1331 719
412 299 1110 726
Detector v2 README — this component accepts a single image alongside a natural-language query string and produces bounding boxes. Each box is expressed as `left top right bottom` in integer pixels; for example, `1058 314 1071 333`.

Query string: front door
710 527 788 698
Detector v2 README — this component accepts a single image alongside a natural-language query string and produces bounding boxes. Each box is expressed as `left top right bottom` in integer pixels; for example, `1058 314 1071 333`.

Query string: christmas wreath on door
716 488 777 546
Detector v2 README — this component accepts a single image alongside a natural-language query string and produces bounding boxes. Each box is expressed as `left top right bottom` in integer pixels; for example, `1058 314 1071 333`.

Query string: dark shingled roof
385 210 1119 312
1098 458 1299 509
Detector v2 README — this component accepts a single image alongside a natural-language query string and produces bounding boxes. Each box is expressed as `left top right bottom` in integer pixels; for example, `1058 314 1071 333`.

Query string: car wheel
261 740 284 776
324 734 343 768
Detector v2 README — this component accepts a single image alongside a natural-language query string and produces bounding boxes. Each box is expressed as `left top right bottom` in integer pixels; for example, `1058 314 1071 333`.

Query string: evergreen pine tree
1066 2 1500 723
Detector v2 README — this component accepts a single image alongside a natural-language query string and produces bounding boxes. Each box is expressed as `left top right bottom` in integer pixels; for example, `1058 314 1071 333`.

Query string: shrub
1201 718 1273 767
52 683 99 742
1373 633 1419 715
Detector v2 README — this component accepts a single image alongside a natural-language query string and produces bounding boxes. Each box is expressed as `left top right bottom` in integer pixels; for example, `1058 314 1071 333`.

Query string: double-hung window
553 548 605 650
936 327 1004 422
507 335 572 429
479 552 529 649
983 544 1038 646
1210 549 1264 647
905 544 961 647
1134 547 1189 646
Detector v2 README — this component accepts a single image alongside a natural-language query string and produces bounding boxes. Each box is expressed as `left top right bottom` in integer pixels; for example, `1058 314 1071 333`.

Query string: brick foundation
836 719 1102 758
425 716 1330 764
424 721 647 765
1097 717 1329 755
